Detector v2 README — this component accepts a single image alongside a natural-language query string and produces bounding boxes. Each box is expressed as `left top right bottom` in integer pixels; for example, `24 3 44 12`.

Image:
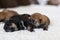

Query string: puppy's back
2 9 18 20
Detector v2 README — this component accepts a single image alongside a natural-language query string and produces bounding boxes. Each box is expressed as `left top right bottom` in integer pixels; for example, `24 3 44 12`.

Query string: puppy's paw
43 26 48 31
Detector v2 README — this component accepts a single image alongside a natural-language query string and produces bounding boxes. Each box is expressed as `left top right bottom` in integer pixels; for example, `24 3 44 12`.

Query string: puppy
47 0 60 5
0 9 18 22
31 13 50 30
4 14 34 32
4 15 24 32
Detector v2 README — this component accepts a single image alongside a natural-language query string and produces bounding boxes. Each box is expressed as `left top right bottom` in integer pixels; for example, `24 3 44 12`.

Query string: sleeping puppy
4 15 24 32
31 13 50 30
0 9 18 22
47 0 60 5
4 14 34 32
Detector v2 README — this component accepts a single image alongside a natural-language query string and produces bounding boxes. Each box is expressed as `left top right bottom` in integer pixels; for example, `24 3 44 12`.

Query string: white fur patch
21 21 26 29
10 23 18 31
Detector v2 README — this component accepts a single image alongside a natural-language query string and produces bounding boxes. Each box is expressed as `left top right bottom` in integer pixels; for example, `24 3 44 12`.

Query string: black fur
4 14 35 32
0 19 5 22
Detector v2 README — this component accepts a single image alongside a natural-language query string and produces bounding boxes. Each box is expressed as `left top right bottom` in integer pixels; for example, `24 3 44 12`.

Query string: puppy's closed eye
39 19 42 23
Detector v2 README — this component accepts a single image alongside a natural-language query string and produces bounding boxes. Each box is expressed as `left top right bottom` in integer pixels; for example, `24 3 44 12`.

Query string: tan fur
0 12 5 20
0 9 18 21
31 13 50 30
47 0 60 5
2 9 18 20
31 13 42 26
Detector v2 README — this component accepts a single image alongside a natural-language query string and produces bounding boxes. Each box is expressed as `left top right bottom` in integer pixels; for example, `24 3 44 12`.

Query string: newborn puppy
4 15 24 32
47 0 60 5
4 14 34 32
0 9 18 22
31 13 50 30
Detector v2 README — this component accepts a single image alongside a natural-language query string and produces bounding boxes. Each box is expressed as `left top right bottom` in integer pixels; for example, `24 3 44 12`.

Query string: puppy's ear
39 19 42 23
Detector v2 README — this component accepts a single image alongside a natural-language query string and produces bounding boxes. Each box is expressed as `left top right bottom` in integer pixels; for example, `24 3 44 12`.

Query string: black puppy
4 14 35 32
4 15 25 32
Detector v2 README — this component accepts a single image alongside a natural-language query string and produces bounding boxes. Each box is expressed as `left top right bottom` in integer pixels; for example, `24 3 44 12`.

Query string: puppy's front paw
43 26 48 31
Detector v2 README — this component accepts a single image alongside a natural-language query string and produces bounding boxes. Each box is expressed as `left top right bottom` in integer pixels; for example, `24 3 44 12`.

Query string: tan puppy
31 13 50 30
47 0 60 5
0 9 18 22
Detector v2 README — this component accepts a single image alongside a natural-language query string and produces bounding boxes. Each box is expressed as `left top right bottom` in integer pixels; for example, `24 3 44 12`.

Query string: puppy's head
4 21 18 32
31 13 44 26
